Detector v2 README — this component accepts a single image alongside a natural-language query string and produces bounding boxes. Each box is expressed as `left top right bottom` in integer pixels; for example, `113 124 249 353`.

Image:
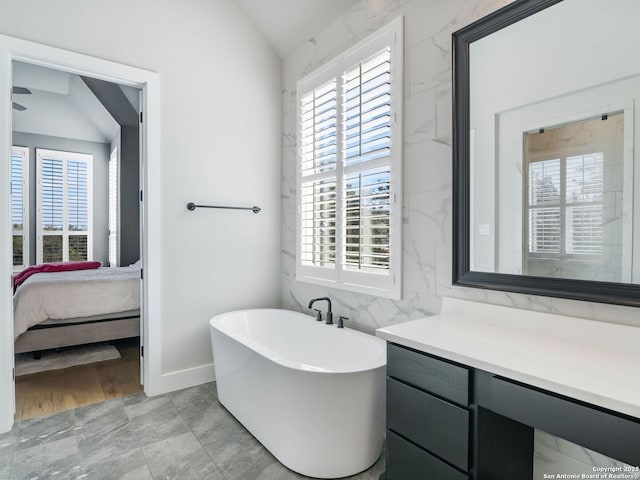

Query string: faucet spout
308 297 333 325
308 297 331 311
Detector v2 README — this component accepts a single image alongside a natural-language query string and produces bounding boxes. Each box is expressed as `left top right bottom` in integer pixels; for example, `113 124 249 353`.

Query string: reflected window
527 153 604 257
523 113 623 281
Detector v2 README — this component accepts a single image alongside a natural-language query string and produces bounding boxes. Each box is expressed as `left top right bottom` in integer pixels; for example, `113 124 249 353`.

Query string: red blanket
14 261 102 291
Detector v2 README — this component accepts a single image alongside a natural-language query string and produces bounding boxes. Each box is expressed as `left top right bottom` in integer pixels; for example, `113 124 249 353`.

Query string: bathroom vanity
376 298 640 480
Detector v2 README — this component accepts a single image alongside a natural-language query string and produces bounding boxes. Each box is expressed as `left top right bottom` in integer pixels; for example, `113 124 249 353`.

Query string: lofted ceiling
235 0 357 58
11 61 127 144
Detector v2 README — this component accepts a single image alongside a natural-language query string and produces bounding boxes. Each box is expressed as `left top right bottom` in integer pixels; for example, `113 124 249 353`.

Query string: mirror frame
452 0 640 307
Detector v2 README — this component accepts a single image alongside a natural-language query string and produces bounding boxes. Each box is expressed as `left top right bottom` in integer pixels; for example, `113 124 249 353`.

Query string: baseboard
145 362 216 396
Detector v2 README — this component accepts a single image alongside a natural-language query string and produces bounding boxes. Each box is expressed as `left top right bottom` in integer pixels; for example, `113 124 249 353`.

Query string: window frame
295 17 403 299
35 148 93 264
11 146 29 272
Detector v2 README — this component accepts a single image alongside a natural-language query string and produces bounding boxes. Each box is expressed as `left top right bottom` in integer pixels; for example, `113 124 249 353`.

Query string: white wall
281 0 640 475
0 0 281 380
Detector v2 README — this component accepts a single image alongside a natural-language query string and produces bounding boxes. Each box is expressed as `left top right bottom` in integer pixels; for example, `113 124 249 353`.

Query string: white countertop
376 298 640 419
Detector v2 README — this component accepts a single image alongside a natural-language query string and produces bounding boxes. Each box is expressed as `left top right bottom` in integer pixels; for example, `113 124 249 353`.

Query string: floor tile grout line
167 390 231 480
122 394 162 480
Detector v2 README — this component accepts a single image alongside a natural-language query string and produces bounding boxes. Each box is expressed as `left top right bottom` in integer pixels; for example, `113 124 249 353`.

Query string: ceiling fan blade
12 86 31 95
12 102 26 111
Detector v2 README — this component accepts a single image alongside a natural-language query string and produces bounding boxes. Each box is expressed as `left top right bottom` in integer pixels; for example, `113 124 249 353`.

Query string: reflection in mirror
524 113 625 282
466 0 640 289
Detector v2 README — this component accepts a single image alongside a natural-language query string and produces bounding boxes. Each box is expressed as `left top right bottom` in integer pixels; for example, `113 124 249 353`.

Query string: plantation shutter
40 156 65 262
299 78 338 271
565 153 603 255
528 158 561 253
67 160 89 261
11 147 29 270
342 47 392 274
527 153 604 257
109 148 119 267
297 17 402 298
37 149 93 264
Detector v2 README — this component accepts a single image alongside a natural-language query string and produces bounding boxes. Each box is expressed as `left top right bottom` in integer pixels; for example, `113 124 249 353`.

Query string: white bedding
13 266 140 339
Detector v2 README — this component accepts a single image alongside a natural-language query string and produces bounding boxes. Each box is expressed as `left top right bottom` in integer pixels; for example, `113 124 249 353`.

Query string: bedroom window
296 17 403 299
36 148 93 263
11 146 29 272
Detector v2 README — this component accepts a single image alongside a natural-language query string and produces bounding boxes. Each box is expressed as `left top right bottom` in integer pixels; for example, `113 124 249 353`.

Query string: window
296 17 403 298
36 149 93 263
527 151 604 258
11 146 29 272
109 146 119 267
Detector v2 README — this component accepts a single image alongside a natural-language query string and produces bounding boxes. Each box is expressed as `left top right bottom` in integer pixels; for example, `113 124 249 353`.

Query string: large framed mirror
452 0 640 306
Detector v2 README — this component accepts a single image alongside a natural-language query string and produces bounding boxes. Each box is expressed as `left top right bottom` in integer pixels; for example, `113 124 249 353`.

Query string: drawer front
387 431 468 480
387 343 469 405
388 377 469 470
492 377 640 467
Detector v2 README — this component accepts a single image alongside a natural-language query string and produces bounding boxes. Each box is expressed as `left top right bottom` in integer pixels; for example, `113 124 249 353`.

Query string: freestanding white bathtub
209 309 386 478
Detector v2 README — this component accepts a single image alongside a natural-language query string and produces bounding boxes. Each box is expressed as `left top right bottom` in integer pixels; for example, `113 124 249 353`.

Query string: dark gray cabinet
386 343 470 479
384 342 640 480
387 432 467 480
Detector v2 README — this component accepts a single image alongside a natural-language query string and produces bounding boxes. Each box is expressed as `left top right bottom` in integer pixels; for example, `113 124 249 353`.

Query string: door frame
0 34 163 433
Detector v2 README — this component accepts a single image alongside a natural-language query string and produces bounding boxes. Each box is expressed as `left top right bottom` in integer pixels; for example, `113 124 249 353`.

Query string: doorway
0 33 162 433
11 60 144 419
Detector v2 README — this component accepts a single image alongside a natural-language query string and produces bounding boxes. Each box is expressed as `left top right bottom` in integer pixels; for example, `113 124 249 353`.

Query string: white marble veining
376 297 640 418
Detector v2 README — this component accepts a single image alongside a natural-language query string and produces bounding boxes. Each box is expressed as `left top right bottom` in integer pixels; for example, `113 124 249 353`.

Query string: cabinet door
387 431 467 480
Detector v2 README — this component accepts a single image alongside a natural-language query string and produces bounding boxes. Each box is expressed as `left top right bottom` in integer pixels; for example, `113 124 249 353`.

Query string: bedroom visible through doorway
11 60 143 420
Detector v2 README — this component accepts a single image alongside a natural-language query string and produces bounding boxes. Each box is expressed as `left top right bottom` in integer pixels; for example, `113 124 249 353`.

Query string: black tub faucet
308 297 333 325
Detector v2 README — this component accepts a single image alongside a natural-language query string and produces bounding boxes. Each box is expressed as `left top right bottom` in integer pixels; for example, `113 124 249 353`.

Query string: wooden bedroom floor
14 337 143 421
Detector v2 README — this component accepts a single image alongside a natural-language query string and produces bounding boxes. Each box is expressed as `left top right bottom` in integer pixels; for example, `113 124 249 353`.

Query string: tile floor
0 382 385 480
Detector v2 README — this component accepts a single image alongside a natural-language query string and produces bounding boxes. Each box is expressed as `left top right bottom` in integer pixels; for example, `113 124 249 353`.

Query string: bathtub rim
210 308 387 374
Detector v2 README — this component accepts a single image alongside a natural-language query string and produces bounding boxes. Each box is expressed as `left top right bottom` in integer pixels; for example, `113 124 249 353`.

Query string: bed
13 265 141 354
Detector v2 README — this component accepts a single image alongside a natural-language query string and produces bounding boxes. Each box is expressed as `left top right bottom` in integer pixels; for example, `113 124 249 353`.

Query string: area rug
15 343 121 376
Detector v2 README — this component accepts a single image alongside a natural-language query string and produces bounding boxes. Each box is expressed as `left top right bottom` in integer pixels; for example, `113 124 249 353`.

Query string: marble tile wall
280 0 640 332
280 0 640 477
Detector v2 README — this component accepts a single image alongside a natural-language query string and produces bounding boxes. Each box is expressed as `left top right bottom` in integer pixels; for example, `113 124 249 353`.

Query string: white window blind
528 158 561 253
11 146 29 271
527 152 604 257
109 146 119 267
565 153 604 255
297 17 403 299
36 149 93 264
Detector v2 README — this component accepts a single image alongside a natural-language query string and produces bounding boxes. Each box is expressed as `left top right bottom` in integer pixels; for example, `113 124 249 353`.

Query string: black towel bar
186 202 261 214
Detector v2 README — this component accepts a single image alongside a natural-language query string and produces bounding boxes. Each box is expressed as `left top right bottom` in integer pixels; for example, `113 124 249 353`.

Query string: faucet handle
338 316 348 329
313 309 322 321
